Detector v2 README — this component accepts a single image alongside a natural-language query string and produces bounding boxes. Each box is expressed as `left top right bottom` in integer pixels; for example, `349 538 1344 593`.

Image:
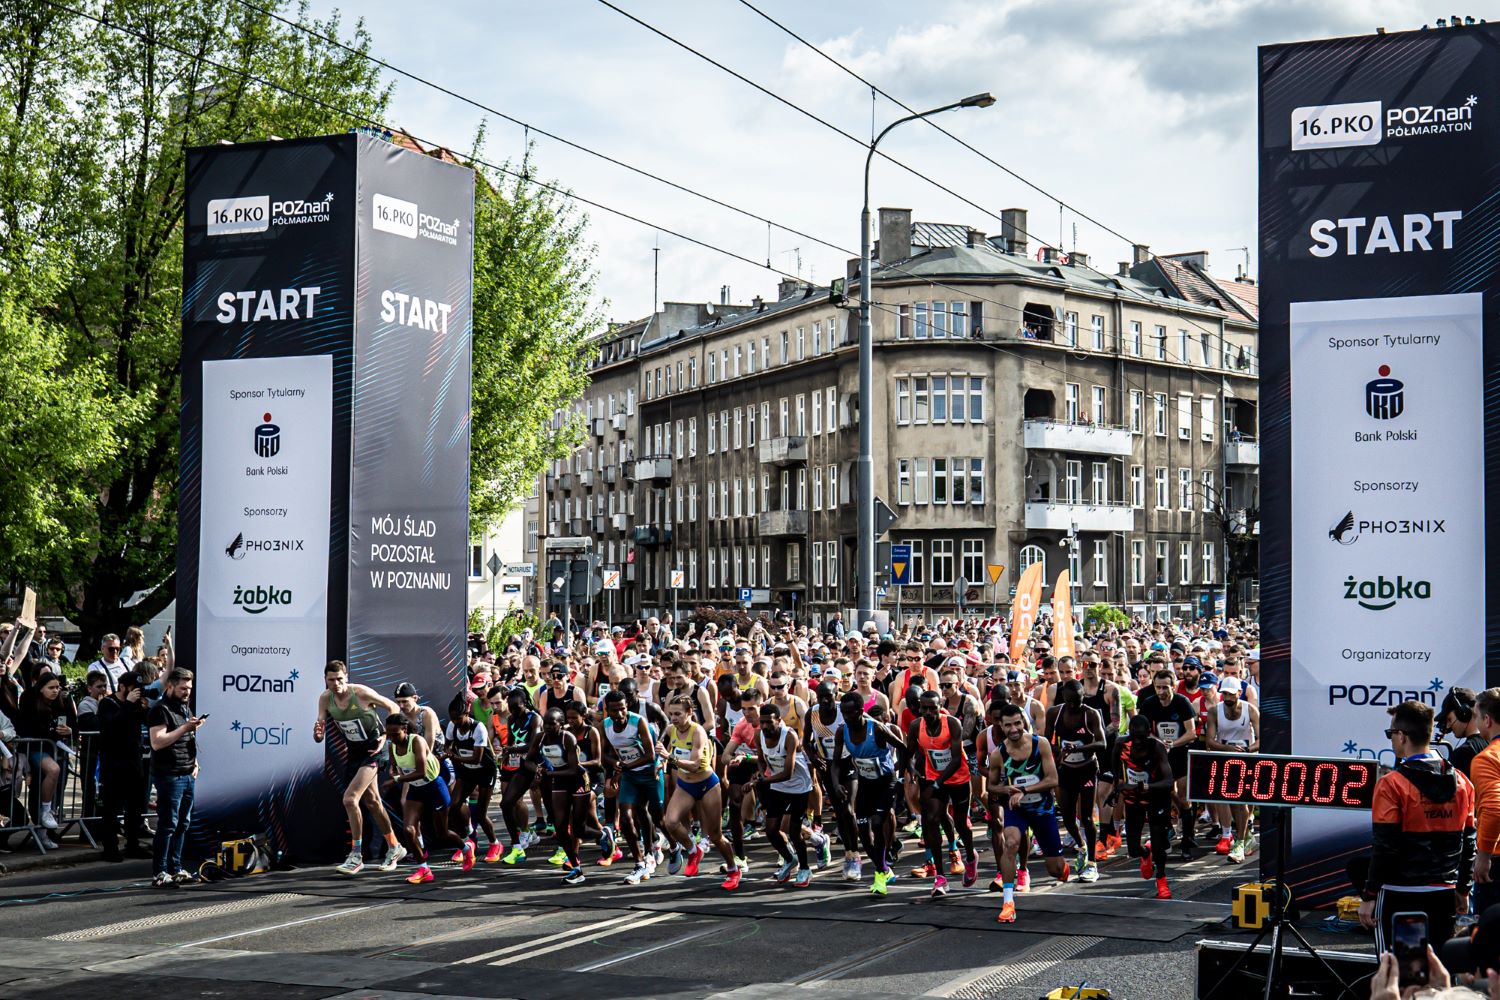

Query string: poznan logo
232 584 293 614
222 669 299 694
1342 574 1431 611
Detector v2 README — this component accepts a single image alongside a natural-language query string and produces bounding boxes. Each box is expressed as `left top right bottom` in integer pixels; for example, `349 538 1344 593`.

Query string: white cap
1218 677 1243 696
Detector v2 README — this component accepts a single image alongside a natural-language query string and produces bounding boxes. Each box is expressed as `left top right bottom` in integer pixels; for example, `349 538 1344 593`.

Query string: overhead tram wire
50 0 1231 392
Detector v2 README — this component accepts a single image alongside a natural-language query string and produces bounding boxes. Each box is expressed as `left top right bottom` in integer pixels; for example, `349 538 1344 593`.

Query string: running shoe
503 846 526 865
563 867 585 885
988 875 1005 892
1179 838 1197 861
379 844 407 872
947 850 963 876
816 834 833 870
336 851 364 875
744 821 761 840
1155 877 1172 900
931 874 949 897
519 831 538 850
483 842 503 863
842 856 861 881
1108 831 1123 850
624 862 650 885
653 847 666 867
794 868 812 888
450 846 465 864
721 867 743 891
1016 867 1030 892
173 869 198 884
1075 848 1089 872
668 846 684 875
910 862 934 878
1227 841 1246 865
1139 856 1154 880
596 847 624 867
406 864 434 885
152 872 176 889
997 901 1017 923
462 840 477 872
870 870 892 896
962 852 979 888
1057 861 1070 883
684 844 704 877
598 826 615 858
1095 839 1115 860
645 855 658 877
1214 836 1232 856
774 859 796 883
549 847 570 866
1079 863 1100 883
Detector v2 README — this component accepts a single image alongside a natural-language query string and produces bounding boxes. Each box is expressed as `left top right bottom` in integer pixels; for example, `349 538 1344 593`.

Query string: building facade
538 208 1260 626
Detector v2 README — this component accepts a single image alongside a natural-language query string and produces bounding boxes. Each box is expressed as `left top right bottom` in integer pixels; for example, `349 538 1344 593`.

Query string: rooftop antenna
1224 246 1250 279
653 234 660 315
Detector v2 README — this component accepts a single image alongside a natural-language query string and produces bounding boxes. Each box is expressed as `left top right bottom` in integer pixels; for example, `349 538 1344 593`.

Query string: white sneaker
380 844 408 872
336 851 364 875
519 831 538 850
39 806 59 830
1079 863 1100 883
624 863 649 885
1227 841 1246 865
653 847 665 867
645 855 658 877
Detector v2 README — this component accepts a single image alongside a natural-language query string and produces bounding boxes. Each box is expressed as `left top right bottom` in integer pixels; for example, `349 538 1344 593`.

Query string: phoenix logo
226 532 246 560
1328 511 1357 545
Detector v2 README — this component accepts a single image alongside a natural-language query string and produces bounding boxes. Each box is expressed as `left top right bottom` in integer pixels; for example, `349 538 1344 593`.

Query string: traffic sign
737 587 754 604
670 569 685 589
987 563 1005 585
487 553 502 577
503 561 537 576
602 568 621 590
502 583 521 594
876 585 889 598
890 543 912 586
874 496 899 537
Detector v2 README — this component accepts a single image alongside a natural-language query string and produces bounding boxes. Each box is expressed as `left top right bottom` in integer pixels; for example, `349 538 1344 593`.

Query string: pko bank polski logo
230 719 293 749
206 192 334 237
1292 96 1477 150
372 192 461 246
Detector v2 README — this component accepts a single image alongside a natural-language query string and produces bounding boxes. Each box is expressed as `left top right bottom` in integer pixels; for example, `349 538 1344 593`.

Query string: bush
1084 603 1131 631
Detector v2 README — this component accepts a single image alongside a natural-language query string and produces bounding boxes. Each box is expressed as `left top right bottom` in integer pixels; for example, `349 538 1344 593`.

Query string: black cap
393 682 418 698
1442 904 1500 975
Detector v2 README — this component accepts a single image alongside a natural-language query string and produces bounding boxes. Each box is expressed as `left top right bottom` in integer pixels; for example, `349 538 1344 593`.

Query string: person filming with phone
148 667 206 889
1359 700 1476 957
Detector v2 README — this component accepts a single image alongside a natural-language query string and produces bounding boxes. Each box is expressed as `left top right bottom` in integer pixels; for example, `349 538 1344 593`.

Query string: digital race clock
1187 751 1378 810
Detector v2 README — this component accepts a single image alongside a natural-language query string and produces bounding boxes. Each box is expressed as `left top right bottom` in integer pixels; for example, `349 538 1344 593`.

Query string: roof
1141 256 1257 322
911 222 977 249
872 241 1178 308
1221 279 1259 321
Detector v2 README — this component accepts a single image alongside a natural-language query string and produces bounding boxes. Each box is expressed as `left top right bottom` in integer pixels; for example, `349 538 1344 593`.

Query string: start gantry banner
1259 24 1500 905
180 135 474 861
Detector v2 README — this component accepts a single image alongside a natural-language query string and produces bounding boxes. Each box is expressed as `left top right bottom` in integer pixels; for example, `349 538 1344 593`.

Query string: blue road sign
737 587 754 603
876 586 889 598
890 543 912 586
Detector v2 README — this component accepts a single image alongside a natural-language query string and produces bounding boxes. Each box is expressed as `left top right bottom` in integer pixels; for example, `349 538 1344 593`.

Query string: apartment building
539 208 1260 626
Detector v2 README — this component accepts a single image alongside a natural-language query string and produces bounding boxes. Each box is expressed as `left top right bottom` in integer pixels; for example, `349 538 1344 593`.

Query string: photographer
96 672 150 861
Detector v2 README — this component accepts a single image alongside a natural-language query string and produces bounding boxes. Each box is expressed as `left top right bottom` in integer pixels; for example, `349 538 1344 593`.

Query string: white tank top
1215 703 1253 747
759 726 812 793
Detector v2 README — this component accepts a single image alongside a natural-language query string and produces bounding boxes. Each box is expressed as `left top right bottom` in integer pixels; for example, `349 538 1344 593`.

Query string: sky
302 0 1441 323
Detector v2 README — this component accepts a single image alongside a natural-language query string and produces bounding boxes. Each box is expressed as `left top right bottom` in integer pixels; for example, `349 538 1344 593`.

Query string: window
812 391 823 435
826 541 838 595
747 546 756 587
708 547 717 589
914 377 930 423
1131 539 1145 586
933 301 949 339
812 544 824 588
708 352 717 383
707 413 717 453
969 378 984 423
676 486 684 522
1177 394 1192 439
761 336 770 369
1067 540 1080 585
760 402 770 440
1179 542 1191 585
1203 542 1216 583
1091 385 1106 425
779 398 789 436
674 420 684 459
932 376 948 422
708 481 717 518
812 467 823 510
1154 467 1169 509
1019 544 1045 580
796 327 806 360
787 542 801 582
733 346 742 377
720 410 729 452
915 302 929 339
1154 325 1167 361
828 465 837 507
1065 311 1078 347
762 473 770 511
733 409 743 450
1129 321 1142 356
1155 540 1168 585
688 417 698 457
1130 390 1143 433
933 458 948 504
688 483 698 520
779 331 789 365
897 303 911 339
950 376 966 424
1178 467 1192 510
762 545 770 586
747 409 757 448
914 458 930 504
1200 332 1214 367
469 542 483 579
1092 315 1105 351
689 550 698 589
796 468 806 509
909 539 925 585
812 322 822 356
932 539 955 585
962 539 984 584
951 301 969 338
1093 540 1107 586
951 458 967 504
1153 393 1167 436
1202 470 1215 511
1131 465 1144 508
1065 460 1082 503
781 470 790 510
688 358 697 387
1065 382 1080 423
1200 397 1215 440
795 395 806 435
1091 461 1107 504
969 458 984 504
827 388 837 431
747 475 757 516
745 345 755 375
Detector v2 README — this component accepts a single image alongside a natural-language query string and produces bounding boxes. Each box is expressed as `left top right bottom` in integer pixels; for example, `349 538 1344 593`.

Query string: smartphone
1391 911 1429 988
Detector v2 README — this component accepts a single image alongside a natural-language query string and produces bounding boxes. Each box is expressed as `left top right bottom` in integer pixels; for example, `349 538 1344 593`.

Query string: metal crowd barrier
0 733 102 854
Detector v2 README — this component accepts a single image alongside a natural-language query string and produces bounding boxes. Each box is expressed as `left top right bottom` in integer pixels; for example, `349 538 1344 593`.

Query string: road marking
456 910 679 966
936 934 1105 998
790 926 943 984
363 911 545 959
572 920 727 972
49 892 308 940
170 900 398 948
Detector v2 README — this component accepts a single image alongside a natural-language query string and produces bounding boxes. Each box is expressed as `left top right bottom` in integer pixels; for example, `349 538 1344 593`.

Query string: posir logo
206 192 333 237
232 584 293 614
1342 574 1431 611
222 669 299 694
230 719 293 749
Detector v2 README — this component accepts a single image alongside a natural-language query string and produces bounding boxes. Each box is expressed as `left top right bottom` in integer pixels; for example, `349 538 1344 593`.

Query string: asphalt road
0 828 1365 1000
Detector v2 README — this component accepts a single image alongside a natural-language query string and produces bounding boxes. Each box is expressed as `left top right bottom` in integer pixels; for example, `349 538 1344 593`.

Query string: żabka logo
1342 574 1431 611
233 584 292 614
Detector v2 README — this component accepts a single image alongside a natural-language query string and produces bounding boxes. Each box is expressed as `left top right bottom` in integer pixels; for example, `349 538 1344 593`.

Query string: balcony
1225 437 1260 466
560 472 575 491
545 472 558 492
632 456 673 483
591 514 604 535
547 520 562 535
603 465 618 485
1023 418 1133 457
758 435 808 466
579 468 595 487
1229 508 1261 535
758 509 809 536
611 413 628 432
611 512 628 531
568 518 584 536
631 525 673 547
1024 499 1134 533
592 417 605 437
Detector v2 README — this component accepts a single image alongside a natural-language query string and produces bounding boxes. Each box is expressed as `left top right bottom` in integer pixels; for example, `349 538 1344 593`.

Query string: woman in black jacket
15 671 78 833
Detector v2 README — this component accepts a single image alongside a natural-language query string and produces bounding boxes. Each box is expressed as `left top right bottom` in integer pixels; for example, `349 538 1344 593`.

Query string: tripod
1203 807 1359 1000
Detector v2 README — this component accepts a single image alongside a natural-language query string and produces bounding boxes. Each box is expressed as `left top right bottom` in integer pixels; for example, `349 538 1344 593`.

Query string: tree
0 1 388 651
1083 603 1130 631
468 140 600 530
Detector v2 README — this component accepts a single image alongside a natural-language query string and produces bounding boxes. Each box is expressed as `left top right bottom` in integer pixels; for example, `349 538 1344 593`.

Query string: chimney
1001 208 1028 255
877 207 912 264
1070 251 1089 268
1169 251 1209 271
720 284 731 305
1131 243 1151 265
752 295 765 311
966 228 986 248
777 277 804 301
1118 261 1131 276
1041 247 1060 264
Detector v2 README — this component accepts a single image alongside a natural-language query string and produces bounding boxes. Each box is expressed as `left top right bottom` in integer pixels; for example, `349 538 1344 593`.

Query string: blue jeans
152 772 195 875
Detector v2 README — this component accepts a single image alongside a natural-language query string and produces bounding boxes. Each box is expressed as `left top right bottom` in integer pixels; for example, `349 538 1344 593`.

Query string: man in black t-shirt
147 667 205 889
97 673 150 861
1440 688 1485 779
1137 669 1199 856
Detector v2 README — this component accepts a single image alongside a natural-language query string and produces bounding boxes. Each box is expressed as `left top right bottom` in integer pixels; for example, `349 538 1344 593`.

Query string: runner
660 696 740 888
805 680 860 879
832 692 906 895
1115 713 1175 899
1204 677 1259 863
1080 656 1123 857
755 702 815 887
903 689 979 896
444 693 501 863
528 707 588 884
1044 679 1106 882
387 712 464 884
599 688 664 885
989 702 1068 924
314 660 405 875
497 688 542 864
565 701 615 865
719 687 764 876
1137 668 1198 857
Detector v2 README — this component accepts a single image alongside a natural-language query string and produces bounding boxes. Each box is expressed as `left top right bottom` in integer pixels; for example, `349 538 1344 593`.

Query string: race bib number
819 735 837 757
1155 721 1180 742
673 745 695 763
855 757 884 779
542 745 563 767
1014 772 1043 805
1061 739 1086 765
764 752 786 774
506 751 525 770
617 743 644 765
335 719 366 741
928 748 953 772
1227 741 1249 750
1125 767 1150 785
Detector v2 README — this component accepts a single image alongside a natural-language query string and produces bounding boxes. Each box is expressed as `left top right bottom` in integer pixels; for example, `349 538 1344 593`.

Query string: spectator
147 666 203 888
37 637 68 678
87 634 129 692
122 626 146 669
15 670 77 837
1469 688 1500 913
76 673 110 726
96 672 150 862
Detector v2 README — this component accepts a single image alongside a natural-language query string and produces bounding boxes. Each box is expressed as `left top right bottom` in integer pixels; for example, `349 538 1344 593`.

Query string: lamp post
857 92 994 628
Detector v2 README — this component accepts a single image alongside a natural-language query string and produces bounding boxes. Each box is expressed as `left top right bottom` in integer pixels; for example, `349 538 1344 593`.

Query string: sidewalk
0 837 112 877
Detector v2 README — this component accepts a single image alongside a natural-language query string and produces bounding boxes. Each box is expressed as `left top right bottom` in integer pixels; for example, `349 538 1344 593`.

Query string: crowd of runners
311 613 1261 925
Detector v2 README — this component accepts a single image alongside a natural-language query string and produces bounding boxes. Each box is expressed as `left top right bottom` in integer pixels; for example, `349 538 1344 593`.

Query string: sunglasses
940 683 956 689
770 684 787 691
1384 728 1418 739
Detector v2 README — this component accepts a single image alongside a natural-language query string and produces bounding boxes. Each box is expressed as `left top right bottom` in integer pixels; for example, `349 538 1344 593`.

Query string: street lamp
856 92 994 628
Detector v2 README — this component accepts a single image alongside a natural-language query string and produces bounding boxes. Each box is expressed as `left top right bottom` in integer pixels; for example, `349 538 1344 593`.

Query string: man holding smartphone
148 667 206 889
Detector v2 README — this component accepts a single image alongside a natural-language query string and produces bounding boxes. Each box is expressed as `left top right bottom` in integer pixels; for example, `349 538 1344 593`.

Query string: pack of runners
315 613 1262 924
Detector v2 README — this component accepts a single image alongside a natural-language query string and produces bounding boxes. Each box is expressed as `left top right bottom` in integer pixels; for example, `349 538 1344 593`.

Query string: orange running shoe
1057 861 1070 883
1016 867 1031 892
1140 857 1154 880
1095 840 1115 860
721 868 743 891
406 864 434 884
948 851 963 876
910 862 933 878
449 847 464 864
483 842 503 863
997 901 1017 923
1108 832 1123 850
1155 877 1172 900
461 840 476 872
596 848 623 867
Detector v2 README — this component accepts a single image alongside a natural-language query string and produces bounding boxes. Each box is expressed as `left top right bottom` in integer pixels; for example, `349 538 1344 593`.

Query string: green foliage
1084 603 1131 631
469 605 540 654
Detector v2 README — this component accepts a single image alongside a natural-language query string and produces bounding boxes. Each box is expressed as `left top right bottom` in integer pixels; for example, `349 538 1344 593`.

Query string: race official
1359 700 1475 953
